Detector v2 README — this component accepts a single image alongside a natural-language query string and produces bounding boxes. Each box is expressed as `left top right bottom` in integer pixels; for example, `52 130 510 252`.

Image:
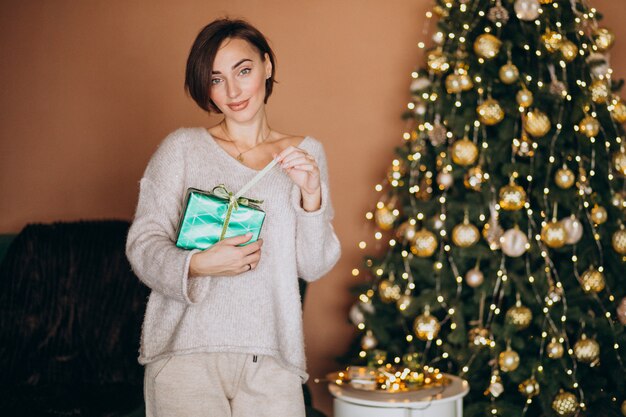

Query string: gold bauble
580 266 606 293
578 115 600 138
451 137 479 166
541 220 567 249
517 88 534 108
465 267 484 287
593 27 616 52
499 63 519 84
413 309 441 341
477 98 505 125
375 204 398 230
613 191 626 209
547 338 565 359
378 279 402 303
468 326 492 347
555 166 575 189
459 72 474 91
613 148 626 176
513 131 537 157
573 334 600 365
542 29 563 53
621 400 626 416
498 348 520 372
445 73 463 94
361 330 378 350
506 302 532 329
410 229 438 257
524 109 551 137
612 226 626 255
591 204 608 225
552 391 579 417
396 220 417 243
519 377 540 398
427 48 450 74
464 166 485 191
474 33 502 59
397 294 413 311
499 181 527 211
452 219 480 247
611 99 626 123
590 80 610 103
560 40 579 62
539 0 552 3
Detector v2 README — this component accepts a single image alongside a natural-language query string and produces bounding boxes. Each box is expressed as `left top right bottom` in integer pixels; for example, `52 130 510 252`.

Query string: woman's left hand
275 146 321 207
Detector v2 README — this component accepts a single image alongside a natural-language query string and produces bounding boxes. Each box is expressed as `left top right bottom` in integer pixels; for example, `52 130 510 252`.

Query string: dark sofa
0 220 325 417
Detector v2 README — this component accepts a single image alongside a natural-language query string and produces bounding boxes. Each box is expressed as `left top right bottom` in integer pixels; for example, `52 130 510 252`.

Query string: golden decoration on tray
474 33 502 59
580 266 605 293
327 364 448 393
410 229 438 257
451 136 479 165
524 109 551 137
477 98 505 125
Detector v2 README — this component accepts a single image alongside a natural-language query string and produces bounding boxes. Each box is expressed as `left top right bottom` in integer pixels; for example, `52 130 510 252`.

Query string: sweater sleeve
290 141 341 282
126 132 212 304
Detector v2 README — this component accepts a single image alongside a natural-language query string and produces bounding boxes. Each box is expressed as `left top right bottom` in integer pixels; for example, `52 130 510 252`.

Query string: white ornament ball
360 299 375 314
432 31 445 45
437 171 454 189
562 216 583 245
500 228 529 257
515 0 540 21
350 304 365 326
411 77 431 92
361 331 378 350
465 268 485 287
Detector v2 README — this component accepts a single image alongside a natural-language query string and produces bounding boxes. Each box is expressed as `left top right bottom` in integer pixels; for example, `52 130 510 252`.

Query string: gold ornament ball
552 391 579 417
594 27 616 52
410 229 438 257
499 63 519 84
396 221 417 243
613 149 626 176
573 334 600 364
446 73 463 94
500 227 528 257
591 204 608 225
621 400 626 416
581 266 606 293
451 137 479 165
612 227 626 255
524 109 551 137
617 297 626 325
506 303 533 329
541 220 567 249
517 88 534 108
542 29 563 53
578 115 600 138
547 338 565 359
468 326 492 347
555 166 575 189
413 310 441 341
361 330 378 350
611 99 626 123
427 48 450 74
560 40 579 63
465 268 484 287
518 377 540 398
464 166 485 191
474 33 502 59
459 73 474 91
499 182 527 211
513 132 537 157
397 294 413 311
378 279 402 303
477 98 505 125
498 348 520 372
590 80 610 103
514 0 540 21
452 220 480 247
375 205 397 230
613 191 626 209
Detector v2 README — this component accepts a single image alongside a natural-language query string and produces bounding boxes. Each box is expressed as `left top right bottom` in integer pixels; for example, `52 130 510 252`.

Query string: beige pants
144 352 306 417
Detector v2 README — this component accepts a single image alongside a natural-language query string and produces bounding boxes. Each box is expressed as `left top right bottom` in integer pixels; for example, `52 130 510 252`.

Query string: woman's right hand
188 233 263 277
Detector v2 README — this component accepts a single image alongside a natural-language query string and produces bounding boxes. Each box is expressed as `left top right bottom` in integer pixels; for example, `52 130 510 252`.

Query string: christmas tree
344 0 626 416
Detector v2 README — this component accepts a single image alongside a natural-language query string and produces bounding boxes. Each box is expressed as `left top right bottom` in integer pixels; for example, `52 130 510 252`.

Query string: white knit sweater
126 127 341 382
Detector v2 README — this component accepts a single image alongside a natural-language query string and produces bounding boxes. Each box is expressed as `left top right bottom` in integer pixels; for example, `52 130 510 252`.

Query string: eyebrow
211 58 253 74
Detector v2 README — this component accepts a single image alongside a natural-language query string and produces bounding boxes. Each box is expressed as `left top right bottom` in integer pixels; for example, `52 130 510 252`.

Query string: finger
275 145 301 162
290 164 317 172
280 149 310 164
239 238 263 255
242 250 261 266
281 156 311 169
220 232 253 246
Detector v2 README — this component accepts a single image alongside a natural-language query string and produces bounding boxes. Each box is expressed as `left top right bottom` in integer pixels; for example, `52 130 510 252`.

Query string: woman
126 18 341 417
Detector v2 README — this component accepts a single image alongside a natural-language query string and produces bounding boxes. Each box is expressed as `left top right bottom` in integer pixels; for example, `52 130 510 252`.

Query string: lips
228 99 249 111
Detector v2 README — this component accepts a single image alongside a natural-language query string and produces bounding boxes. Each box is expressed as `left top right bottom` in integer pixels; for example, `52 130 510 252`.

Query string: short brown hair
184 18 277 113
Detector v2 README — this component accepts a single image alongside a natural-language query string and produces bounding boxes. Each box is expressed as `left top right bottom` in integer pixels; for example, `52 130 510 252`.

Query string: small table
328 374 469 417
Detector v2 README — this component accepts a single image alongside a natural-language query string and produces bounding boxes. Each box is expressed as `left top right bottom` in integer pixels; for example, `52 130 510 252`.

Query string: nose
226 80 241 99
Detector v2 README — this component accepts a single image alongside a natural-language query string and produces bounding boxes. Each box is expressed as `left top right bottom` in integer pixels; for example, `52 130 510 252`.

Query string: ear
264 53 272 78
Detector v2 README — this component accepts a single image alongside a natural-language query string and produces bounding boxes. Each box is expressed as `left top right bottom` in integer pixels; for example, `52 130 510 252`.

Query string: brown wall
1 1 624 414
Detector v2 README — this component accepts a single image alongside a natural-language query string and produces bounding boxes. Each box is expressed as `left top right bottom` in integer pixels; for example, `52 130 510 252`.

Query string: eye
211 78 222 85
240 67 251 75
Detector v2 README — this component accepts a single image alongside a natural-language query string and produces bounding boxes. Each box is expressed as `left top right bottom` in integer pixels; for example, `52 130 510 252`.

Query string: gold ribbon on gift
212 158 278 241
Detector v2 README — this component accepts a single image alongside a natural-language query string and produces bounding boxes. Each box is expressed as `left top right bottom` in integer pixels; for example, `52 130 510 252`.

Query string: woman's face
209 37 272 121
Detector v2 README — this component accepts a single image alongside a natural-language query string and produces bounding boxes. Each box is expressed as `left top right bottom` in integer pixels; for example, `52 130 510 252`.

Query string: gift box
175 186 266 251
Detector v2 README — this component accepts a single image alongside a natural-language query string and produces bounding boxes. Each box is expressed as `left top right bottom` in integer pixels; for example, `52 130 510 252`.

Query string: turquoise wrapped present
175 185 266 250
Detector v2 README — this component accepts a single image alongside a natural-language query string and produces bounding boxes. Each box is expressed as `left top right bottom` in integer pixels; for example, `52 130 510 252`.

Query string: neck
221 115 271 147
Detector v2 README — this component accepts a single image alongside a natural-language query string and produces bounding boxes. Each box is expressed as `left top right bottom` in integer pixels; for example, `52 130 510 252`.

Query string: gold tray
326 371 450 394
